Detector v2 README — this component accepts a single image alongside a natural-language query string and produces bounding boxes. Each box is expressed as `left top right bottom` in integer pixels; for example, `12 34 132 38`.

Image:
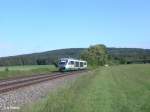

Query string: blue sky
0 0 150 57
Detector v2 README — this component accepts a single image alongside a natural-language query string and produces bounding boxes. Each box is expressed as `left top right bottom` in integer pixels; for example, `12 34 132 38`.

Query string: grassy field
20 64 150 112
0 65 57 80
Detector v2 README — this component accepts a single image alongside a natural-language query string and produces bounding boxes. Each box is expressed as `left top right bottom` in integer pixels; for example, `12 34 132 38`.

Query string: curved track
0 70 87 94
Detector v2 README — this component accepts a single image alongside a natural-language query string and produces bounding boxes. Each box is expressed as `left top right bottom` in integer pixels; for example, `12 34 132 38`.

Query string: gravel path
0 72 86 112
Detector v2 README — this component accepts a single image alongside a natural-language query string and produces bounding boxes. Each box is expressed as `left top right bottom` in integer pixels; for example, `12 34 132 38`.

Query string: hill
109 48 150 64
0 48 85 66
0 48 150 66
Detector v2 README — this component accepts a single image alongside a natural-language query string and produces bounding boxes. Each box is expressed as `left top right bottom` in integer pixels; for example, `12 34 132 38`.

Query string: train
58 58 87 71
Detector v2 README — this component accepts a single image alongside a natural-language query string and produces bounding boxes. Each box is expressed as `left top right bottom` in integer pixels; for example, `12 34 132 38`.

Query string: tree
81 44 108 66
36 59 47 65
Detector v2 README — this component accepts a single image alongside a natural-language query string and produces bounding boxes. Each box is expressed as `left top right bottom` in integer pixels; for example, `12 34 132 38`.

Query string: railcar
58 58 87 71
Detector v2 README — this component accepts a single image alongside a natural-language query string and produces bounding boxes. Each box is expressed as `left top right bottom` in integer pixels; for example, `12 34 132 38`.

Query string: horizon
0 46 150 58
0 0 150 57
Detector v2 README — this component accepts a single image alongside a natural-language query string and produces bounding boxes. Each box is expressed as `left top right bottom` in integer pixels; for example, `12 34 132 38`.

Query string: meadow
20 64 150 112
0 65 57 80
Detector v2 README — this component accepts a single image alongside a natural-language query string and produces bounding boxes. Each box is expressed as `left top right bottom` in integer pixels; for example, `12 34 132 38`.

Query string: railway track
0 70 87 94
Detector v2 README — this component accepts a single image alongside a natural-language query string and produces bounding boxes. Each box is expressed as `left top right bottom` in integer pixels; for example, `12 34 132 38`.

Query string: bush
81 44 108 66
5 67 9 72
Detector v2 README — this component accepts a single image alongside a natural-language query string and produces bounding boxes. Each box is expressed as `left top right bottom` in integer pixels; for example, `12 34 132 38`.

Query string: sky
0 0 150 57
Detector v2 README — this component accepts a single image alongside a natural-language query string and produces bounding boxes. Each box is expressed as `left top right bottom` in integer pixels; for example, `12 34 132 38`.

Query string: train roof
59 58 86 62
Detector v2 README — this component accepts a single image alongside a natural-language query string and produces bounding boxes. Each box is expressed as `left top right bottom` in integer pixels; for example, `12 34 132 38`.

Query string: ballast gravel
0 73 86 112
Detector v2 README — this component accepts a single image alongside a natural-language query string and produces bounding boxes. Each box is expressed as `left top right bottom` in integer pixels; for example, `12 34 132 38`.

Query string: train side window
68 61 71 65
75 62 79 67
71 61 74 65
80 62 83 67
84 62 87 65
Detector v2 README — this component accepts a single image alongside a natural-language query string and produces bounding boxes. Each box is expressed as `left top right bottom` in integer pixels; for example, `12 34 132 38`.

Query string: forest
0 47 150 66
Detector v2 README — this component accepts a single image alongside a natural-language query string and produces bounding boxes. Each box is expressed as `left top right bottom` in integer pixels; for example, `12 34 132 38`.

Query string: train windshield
59 60 68 65
59 62 66 65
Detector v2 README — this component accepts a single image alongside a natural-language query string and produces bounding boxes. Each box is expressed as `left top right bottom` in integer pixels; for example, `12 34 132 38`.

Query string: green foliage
36 59 47 65
5 67 9 72
0 48 150 66
81 44 108 66
21 64 150 112
0 48 85 66
52 61 58 68
108 48 150 64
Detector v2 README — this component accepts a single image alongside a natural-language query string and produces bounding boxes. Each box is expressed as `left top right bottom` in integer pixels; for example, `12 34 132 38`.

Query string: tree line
0 47 150 66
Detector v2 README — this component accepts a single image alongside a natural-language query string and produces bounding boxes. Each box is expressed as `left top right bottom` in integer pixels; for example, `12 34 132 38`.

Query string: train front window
59 60 68 65
59 62 66 65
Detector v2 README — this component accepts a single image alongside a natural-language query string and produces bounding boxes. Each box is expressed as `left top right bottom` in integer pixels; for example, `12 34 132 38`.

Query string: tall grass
20 64 150 112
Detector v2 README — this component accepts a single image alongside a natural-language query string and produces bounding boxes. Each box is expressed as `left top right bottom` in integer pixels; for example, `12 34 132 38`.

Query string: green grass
0 65 55 71
20 64 150 112
0 65 57 80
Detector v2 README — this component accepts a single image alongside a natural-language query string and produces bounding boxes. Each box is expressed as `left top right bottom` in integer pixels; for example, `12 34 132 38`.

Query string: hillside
0 48 85 66
0 48 150 66
108 48 150 63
